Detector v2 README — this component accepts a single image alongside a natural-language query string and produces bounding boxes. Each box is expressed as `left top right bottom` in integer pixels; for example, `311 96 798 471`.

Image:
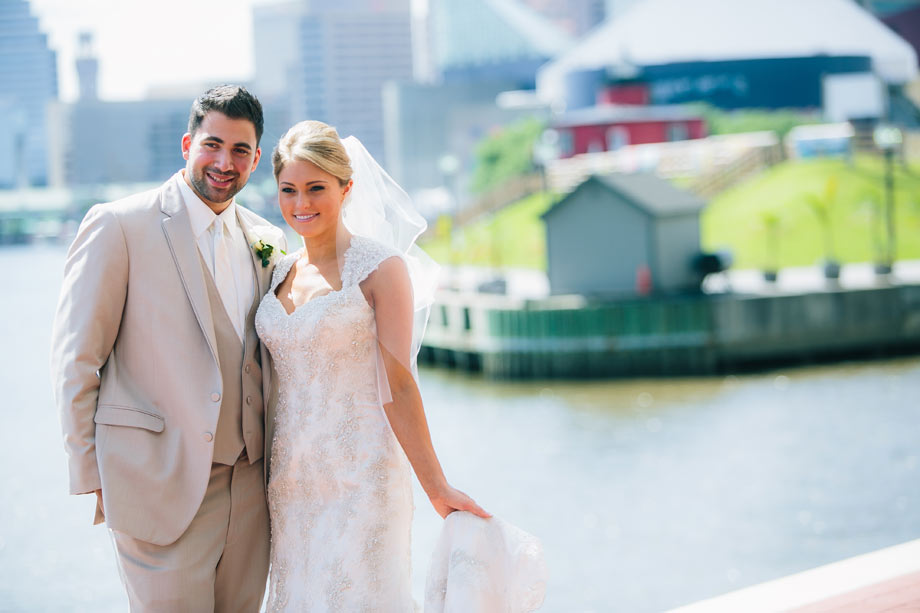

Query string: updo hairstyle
271 120 353 186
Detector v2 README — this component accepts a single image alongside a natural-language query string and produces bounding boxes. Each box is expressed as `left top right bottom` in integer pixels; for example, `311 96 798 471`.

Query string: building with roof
0 0 57 187
551 104 707 157
541 173 706 296
537 0 919 118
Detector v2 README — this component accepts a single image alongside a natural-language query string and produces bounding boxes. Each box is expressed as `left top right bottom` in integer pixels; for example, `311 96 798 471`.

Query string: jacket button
245 364 251 374
204 432 214 442
211 392 221 402
246 396 252 405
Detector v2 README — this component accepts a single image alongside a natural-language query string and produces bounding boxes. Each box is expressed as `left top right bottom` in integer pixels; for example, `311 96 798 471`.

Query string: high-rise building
254 0 414 161
252 1 303 105
75 32 98 102
0 0 58 187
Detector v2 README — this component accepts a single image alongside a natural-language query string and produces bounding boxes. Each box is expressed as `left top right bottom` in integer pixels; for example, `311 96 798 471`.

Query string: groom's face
182 111 261 212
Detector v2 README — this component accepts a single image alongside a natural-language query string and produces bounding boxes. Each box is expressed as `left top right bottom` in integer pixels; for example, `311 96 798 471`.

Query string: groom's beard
188 166 245 206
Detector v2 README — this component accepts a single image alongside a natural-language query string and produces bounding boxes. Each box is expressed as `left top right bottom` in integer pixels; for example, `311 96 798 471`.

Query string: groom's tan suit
51 171 286 611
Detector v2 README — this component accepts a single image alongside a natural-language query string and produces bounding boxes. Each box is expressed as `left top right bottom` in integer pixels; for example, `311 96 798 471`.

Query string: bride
256 121 546 611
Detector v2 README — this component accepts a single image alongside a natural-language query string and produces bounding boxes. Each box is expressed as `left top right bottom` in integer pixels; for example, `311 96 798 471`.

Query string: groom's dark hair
188 84 264 145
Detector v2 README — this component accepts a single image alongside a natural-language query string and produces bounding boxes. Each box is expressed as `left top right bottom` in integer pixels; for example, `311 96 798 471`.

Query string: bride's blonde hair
272 120 353 186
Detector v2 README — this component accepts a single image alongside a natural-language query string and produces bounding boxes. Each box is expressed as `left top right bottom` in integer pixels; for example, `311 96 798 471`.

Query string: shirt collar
178 170 239 240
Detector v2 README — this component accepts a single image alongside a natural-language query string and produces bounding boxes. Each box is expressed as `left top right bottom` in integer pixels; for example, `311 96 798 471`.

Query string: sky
30 0 273 102
29 0 431 103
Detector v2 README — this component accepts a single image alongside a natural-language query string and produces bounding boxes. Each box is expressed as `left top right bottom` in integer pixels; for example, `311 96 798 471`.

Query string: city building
48 97 192 187
46 32 286 192
542 173 705 296
0 0 57 187
252 0 414 162
383 79 534 211
385 0 573 207
251 1 302 106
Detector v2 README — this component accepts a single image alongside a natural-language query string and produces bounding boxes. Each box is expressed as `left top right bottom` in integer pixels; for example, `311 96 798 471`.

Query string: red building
551 104 707 158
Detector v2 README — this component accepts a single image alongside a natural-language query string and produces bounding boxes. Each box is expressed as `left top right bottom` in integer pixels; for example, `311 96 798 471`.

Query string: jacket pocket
94 404 165 432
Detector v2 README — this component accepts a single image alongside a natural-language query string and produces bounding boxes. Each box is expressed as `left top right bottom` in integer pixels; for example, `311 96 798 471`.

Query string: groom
51 85 286 611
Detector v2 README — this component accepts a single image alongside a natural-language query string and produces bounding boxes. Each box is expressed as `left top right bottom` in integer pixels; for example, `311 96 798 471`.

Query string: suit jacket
50 171 287 546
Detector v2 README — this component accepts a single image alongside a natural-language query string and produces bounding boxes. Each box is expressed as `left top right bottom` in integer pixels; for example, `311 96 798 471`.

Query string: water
2 244 919 612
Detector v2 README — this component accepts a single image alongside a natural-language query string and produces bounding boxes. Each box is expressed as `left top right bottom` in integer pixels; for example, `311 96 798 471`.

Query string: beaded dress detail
255 235 414 612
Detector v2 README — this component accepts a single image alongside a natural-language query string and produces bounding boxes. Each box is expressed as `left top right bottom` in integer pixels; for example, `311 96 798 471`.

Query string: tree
471 117 545 194
805 175 840 277
759 210 782 281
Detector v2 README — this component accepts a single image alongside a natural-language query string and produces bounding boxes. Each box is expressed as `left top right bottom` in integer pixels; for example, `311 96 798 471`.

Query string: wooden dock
419 282 920 378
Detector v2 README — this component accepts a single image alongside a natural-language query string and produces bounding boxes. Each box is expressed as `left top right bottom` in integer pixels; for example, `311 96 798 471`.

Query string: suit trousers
110 454 269 612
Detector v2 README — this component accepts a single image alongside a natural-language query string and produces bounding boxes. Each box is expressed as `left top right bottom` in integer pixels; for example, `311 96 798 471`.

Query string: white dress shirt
178 171 255 340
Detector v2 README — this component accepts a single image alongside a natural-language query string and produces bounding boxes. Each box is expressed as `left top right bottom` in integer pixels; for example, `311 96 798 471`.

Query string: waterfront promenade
669 538 920 612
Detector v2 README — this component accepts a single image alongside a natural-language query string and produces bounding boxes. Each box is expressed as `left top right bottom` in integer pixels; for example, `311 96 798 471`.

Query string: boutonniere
250 225 286 268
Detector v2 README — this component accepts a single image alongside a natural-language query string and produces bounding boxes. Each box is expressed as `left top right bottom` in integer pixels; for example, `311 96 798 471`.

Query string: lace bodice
257 235 403 405
255 235 414 612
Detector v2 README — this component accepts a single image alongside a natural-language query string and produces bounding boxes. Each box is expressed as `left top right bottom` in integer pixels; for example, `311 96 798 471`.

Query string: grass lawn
702 155 920 269
420 155 920 271
420 191 554 270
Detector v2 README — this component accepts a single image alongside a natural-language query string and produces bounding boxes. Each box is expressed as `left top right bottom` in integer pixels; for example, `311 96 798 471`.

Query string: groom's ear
250 146 261 172
181 133 192 161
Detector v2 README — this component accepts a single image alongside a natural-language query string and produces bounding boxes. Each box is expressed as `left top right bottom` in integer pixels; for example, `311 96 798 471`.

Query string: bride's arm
364 257 490 520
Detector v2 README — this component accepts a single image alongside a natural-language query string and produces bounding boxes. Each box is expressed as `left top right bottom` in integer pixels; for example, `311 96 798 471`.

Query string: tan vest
200 254 265 466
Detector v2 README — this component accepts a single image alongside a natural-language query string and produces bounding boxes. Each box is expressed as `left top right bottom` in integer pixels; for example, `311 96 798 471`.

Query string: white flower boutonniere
250 225 286 268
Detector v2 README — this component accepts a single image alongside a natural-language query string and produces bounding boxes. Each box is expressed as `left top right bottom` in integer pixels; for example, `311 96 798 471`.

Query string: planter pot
822 260 841 279
874 263 893 275
763 270 778 282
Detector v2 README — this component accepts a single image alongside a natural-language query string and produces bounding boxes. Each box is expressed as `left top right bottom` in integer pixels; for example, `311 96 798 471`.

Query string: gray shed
541 173 705 297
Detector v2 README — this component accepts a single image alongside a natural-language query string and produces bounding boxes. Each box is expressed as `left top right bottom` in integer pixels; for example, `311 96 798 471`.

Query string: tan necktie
211 218 242 340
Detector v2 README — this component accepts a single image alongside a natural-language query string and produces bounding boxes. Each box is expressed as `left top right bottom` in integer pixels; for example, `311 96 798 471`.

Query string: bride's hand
429 484 491 520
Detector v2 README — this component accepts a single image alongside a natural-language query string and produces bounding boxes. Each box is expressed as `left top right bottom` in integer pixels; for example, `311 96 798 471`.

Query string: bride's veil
338 136 440 398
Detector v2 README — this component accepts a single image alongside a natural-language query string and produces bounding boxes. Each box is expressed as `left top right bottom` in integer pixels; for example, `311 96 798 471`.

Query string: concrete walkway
667 539 920 613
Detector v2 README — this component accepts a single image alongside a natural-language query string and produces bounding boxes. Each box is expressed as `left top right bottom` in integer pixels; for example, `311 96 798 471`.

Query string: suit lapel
238 210 272 298
160 173 219 367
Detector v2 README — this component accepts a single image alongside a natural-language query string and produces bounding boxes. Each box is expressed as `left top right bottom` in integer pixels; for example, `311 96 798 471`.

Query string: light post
872 124 902 275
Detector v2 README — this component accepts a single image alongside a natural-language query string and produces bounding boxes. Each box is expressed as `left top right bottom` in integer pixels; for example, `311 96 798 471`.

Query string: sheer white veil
340 136 440 378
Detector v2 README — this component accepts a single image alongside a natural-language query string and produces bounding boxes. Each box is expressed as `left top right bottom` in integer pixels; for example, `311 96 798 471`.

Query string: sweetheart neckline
270 241 358 317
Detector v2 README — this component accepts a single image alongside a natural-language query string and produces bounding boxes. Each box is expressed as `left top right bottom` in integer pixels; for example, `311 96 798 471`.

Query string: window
667 122 689 142
606 126 630 151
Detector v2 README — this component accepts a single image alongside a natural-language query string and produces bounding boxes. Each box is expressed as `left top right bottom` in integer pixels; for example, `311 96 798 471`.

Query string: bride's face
277 159 352 240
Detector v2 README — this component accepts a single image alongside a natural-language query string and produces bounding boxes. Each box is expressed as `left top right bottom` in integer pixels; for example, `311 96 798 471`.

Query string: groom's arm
50 203 128 495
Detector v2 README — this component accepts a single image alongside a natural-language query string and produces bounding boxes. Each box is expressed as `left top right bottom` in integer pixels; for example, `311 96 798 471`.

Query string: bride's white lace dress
256 236 414 611
256 235 547 612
